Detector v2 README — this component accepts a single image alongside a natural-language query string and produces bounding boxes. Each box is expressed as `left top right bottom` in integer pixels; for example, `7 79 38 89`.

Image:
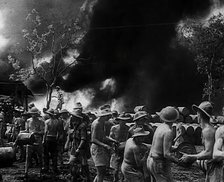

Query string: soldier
42 109 60 174
147 106 180 182
128 111 154 144
121 127 150 182
109 113 131 182
91 105 118 182
179 101 216 182
55 86 64 111
57 109 70 166
26 107 44 167
12 107 25 141
65 108 91 182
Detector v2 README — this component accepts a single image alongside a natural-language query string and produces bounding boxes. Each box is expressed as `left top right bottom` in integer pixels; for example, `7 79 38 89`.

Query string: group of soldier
0 100 224 182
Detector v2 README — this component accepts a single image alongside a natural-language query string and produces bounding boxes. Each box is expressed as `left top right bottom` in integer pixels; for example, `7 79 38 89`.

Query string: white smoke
100 78 116 93
63 49 79 66
111 96 129 113
0 10 10 53
63 88 96 111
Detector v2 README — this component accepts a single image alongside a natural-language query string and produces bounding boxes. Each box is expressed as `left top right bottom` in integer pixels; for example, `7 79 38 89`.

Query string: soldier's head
192 101 213 124
59 109 70 119
116 113 132 125
133 111 148 126
156 106 179 126
28 107 40 118
133 127 150 144
73 102 83 113
97 105 112 121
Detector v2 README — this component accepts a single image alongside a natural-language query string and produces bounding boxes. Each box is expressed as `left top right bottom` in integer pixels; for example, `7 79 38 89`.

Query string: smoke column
62 0 215 112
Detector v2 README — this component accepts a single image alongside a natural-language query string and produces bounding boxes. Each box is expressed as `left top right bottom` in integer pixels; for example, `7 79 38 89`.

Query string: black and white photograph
0 0 224 181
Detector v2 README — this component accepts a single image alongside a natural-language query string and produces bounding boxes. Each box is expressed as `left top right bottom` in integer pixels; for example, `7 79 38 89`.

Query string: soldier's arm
76 124 87 152
188 128 215 160
109 126 116 139
163 130 179 163
213 138 224 160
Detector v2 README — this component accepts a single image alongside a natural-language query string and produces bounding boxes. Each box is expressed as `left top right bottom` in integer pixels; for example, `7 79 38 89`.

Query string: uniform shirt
69 116 88 153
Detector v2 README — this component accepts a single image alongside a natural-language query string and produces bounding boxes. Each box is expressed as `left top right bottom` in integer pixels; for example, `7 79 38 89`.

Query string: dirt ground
0 146 205 182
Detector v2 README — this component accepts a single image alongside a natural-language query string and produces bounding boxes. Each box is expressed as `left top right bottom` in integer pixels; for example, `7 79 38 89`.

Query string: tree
8 5 89 109
177 13 224 101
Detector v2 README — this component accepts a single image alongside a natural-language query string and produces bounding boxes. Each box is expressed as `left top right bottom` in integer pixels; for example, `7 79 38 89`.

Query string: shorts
197 159 224 182
147 156 173 182
110 152 123 170
121 162 144 182
91 143 110 167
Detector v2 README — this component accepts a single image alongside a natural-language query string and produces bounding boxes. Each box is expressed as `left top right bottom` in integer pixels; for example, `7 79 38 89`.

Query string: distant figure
179 101 215 182
55 86 64 111
91 105 118 182
147 106 180 182
121 127 149 182
109 113 131 182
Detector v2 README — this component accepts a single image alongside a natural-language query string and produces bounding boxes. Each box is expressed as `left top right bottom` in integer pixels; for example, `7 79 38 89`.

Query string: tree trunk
46 86 53 109
208 73 213 102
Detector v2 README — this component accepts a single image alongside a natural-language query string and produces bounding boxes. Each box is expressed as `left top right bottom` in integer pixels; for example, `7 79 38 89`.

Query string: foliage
177 13 224 101
7 4 90 108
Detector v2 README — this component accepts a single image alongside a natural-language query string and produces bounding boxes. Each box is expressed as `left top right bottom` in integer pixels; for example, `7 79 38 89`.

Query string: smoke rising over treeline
0 0 223 112
62 0 216 111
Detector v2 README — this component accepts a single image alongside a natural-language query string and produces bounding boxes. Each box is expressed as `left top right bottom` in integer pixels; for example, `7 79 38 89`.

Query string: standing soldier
91 105 118 182
26 107 44 167
12 107 25 141
147 106 180 182
109 113 131 182
57 109 70 166
179 101 216 182
65 108 91 182
42 109 60 174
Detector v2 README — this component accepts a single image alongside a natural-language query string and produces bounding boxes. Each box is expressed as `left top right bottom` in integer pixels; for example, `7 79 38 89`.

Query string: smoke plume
62 0 216 112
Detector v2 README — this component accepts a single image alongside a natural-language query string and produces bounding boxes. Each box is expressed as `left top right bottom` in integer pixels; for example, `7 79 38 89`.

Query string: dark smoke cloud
62 0 212 111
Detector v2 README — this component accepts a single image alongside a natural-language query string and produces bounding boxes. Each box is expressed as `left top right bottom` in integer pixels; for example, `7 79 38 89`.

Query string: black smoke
62 0 213 112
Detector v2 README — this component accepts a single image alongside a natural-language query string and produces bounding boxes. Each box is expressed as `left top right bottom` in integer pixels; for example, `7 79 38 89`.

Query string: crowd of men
0 100 224 182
